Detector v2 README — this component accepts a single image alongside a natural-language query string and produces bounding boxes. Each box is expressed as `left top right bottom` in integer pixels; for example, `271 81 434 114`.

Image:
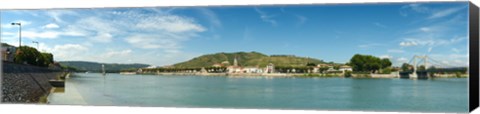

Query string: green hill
58 61 150 72
173 51 327 68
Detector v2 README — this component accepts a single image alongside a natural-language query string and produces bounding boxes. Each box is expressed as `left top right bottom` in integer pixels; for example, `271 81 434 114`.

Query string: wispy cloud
358 43 384 48
254 7 277 26
5 8 208 65
451 48 461 53
296 15 307 27
242 27 254 42
373 22 387 28
387 49 405 53
42 23 60 29
379 55 392 59
42 44 89 61
197 8 222 28
400 3 429 16
399 36 466 47
46 10 78 23
103 49 132 58
428 6 466 19
92 32 113 43
399 41 417 47
400 3 465 20
125 34 182 49
135 15 206 33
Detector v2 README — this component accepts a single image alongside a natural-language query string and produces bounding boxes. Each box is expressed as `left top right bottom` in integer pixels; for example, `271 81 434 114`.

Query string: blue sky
0 2 469 67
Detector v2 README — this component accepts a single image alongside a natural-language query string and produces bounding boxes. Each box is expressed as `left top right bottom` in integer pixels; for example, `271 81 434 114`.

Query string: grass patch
38 95 48 104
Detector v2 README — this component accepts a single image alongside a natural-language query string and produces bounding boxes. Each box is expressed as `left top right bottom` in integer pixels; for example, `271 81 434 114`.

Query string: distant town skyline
0 2 469 67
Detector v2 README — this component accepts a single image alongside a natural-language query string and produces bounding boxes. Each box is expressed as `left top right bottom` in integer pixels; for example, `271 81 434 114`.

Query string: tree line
348 54 392 73
13 46 54 67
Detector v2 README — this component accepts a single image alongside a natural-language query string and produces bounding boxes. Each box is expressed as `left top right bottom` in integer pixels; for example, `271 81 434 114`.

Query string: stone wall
1 62 62 103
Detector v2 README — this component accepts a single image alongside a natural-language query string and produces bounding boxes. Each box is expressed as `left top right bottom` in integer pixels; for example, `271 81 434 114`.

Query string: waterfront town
130 56 357 77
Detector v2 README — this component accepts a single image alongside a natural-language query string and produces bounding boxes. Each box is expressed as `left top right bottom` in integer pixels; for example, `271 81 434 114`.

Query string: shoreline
119 72 469 78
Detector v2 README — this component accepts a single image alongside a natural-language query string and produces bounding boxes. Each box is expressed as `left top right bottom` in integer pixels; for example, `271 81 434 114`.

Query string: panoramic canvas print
0 1 471 113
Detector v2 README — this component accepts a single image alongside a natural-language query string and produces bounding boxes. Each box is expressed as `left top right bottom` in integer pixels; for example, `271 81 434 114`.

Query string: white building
265 63 275 73
339 65 353 72
243 67 263 73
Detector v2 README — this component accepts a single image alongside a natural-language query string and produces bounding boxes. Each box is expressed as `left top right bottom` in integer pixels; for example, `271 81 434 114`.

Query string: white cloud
42 23 60 29
1 24 15 29
428 53 468 67
135 15 206 33
451 48 460 53
198 8 222 28
449 53 468 59
5 8 208 66
20 29 86 39
1 32 16 36
75 17 119 33
91 32 113 43
22 31 62 39
44 44 89 61
399 36 466 47
46 10 78 23
387 49 405 53
400 3 429 16
400 4 464 20
379 55 392 59
397 57 408 63
125 34 180 49
103 49 132 58
428 6 465 19
399 41 417 47
419 27 431 32
254 7 277 26
53 44 87 51
408 4 429 13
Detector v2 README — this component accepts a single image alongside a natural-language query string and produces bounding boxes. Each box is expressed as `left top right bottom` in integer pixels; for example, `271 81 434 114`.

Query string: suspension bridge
400 55 468 79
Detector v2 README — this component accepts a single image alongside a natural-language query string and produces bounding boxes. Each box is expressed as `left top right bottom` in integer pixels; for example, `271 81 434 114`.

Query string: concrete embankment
1 62 63 103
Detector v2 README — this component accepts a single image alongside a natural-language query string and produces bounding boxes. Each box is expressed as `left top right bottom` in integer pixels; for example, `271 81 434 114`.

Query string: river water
47 73 468 113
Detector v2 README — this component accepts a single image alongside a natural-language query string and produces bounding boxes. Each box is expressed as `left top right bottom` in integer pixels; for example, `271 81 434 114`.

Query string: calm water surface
48 73 468 113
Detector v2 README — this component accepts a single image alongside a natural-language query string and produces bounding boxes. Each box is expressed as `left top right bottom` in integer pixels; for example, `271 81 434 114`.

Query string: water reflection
48 73 468 112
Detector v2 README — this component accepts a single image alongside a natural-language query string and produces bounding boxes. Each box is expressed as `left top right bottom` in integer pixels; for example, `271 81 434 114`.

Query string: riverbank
1 62 65 103
134 72 334 77
129 72 468 79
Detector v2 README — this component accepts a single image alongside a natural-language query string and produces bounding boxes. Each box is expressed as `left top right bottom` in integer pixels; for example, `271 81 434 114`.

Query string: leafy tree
14 46 51 67
333 65 340 70
306 63 317 67
401 63 413 71
319 67 329 73
427 66 436 71
418 65 426 71
40 52 54 66
349 54 391 73
381 58 392 69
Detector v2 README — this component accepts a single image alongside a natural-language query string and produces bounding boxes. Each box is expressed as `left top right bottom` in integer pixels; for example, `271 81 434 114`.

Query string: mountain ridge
173 51 330 68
